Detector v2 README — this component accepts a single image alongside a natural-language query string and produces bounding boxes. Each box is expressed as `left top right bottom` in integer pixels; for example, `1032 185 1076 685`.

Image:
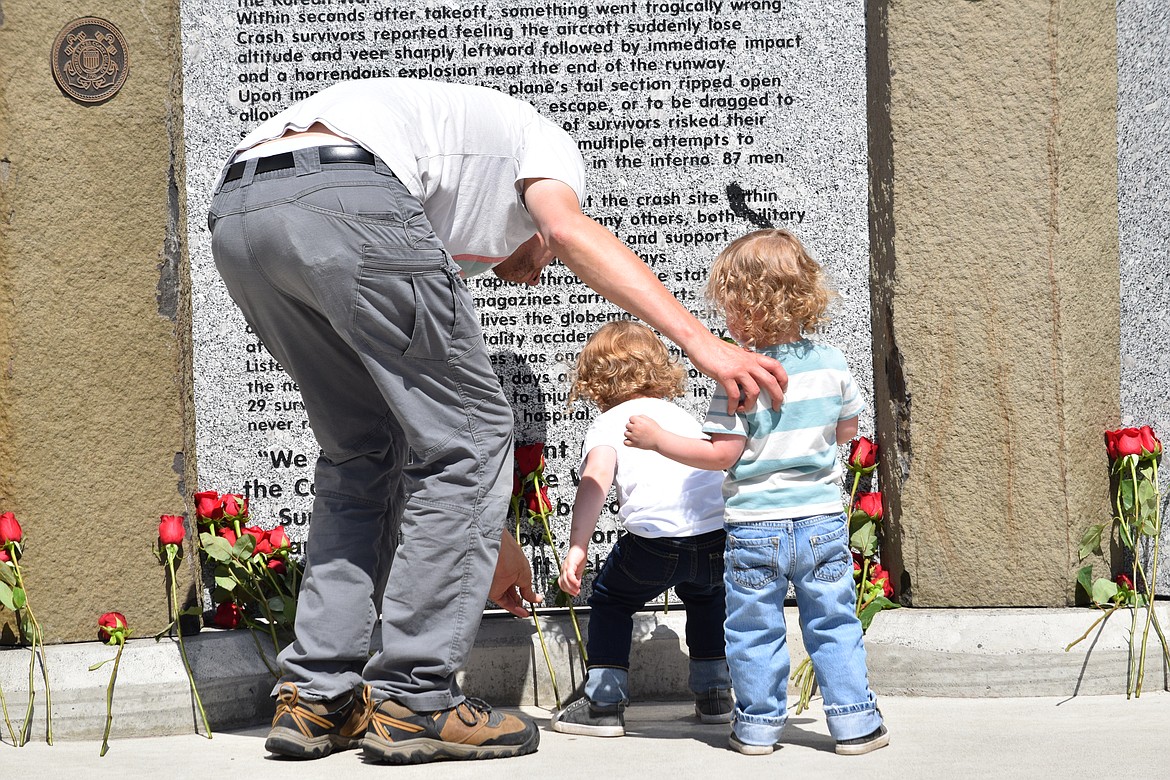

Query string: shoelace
456 697 493 726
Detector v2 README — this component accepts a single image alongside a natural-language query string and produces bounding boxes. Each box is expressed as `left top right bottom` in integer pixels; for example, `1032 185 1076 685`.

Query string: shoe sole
695 705 734 724
362 731 540 765
265 727 363 759
835 731 890 756
549 719 625 737
729 735 774 755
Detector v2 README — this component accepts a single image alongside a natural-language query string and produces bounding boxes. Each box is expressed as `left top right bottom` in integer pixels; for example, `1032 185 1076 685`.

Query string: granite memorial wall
180 0 872 601
1118 0 1170 593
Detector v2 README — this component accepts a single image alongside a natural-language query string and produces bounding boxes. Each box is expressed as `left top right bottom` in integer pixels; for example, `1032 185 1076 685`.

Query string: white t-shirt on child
580 397 725 538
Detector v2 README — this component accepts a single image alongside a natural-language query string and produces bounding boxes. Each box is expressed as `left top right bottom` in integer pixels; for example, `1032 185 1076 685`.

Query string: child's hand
624 414 663 451
559 546 588 597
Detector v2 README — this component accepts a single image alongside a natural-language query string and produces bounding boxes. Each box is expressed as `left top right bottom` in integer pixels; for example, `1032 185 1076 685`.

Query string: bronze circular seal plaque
51 17 129 104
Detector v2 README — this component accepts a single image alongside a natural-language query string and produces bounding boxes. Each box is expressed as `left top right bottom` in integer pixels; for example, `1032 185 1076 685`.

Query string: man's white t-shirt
581 397 725 539
232 78 587 277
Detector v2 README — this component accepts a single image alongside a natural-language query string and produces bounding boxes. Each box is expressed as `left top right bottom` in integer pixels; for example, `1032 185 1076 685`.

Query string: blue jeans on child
724 513 883 745
584 529 731 706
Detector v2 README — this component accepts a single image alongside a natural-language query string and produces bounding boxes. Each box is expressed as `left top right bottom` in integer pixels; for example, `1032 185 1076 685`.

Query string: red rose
869 563 894 598
515 443 546 477
158 515 186 547
0 548 10 563
847 436 879 473
242 526 273 556
217 527 238 546
1106 427 1144 459
98 611 129 644
1139 426 1162 459
267 558 287 574
213 601 241 629
853 491 884 521
267 526 290 551
512 472 523 499
221 494 248 519
193 491 223 522
0 512 22 545
1104 431 1118 460
526 485 551 517
1115 572 1134 591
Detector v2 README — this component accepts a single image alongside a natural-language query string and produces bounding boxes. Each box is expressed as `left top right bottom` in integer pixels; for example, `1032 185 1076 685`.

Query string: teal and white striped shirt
702 339 865 522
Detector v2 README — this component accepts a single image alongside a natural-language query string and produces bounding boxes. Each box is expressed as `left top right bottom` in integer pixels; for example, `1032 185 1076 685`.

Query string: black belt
223 145 376 182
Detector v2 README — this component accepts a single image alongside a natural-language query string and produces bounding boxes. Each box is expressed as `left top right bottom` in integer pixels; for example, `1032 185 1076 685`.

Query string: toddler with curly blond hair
625 229 889 756
550 320 732 737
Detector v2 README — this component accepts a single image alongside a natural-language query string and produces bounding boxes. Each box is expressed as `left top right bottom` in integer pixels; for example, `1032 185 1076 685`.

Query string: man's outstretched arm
522 177 788 413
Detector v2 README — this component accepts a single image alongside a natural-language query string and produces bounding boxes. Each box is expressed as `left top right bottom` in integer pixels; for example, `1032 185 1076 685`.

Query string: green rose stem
514 508 562 709
529 473 589 668
164 547 212 738
246 625 281 678
792 658 816 714
0 676 15 746
1111 467 1139 697
7 546 51 744
1135 458 1165 696
1064 602 1125 651
98 638 125 757
236 576 283 661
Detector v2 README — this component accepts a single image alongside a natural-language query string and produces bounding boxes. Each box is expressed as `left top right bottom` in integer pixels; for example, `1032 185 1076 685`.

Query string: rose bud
267 526 290 551
220 494 248 519
853 491 884 521
0 512 23 546
526 485 551 516
193 491 223 522
1104 430 1120 460
1115 572 1134 591
1114 428 1144 459
847 436 879 473
98 612 129 645
213 601 241 629
515 443 546 477
158 515 186 547
1138 425 1162 459
0 548 10 563
267 558 287 574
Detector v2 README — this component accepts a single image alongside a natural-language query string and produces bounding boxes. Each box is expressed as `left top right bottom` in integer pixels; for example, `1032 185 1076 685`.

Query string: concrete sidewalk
14 693 1170 779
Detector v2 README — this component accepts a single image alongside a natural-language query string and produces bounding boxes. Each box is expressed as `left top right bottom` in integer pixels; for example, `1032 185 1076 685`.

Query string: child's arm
558 447 618 597
836 416 859 445
624 414 745 471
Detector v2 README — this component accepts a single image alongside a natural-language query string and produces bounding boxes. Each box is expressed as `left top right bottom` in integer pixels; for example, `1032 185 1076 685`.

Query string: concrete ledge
1 607 1167 740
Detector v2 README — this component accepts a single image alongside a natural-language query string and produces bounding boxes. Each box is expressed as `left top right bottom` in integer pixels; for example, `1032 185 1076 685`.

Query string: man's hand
489 532 543 617
492 233 553 286
687 334 788 413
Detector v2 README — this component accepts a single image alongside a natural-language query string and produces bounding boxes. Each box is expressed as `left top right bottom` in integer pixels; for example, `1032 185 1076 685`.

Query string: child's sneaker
694 688 734 724
729 733 775 755
835 724 889 755
549 694 625 737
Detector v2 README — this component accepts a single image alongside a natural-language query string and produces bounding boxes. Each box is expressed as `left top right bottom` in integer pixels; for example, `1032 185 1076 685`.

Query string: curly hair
569 320 686 411
705 229 834 348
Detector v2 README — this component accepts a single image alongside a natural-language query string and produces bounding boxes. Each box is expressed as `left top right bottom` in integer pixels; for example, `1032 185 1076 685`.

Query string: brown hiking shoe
265 682 375 759
363 696 539 764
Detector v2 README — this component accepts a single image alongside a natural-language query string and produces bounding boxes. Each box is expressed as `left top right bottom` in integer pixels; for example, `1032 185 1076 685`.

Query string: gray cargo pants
208 146 513 711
